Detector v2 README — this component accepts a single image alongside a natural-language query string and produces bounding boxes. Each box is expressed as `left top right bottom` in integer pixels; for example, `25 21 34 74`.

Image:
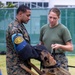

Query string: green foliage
0 1 4 8
0 1 16 8
5 2 16 8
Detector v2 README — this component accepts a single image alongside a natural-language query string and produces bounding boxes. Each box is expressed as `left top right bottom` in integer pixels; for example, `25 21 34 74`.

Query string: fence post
0 69 2 75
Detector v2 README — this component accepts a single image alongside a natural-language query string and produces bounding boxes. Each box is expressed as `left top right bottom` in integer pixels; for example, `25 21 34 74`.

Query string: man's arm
11 33 39 60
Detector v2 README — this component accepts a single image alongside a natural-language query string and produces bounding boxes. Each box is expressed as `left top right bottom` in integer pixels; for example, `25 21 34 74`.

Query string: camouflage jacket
6 19 31 75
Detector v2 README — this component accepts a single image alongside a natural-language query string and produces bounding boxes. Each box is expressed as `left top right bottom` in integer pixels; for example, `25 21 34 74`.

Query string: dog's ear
47 52 56 66
40 50 56 67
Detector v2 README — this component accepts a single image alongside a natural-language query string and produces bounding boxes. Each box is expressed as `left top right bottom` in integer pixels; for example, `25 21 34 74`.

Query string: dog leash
28 62 43 75
68 65 75 68
19 64 37 75
20 62 44 75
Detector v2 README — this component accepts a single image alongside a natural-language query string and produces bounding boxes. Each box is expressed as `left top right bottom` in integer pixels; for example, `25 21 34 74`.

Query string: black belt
42 65 57 68
42 63 61 69
52 53 65 55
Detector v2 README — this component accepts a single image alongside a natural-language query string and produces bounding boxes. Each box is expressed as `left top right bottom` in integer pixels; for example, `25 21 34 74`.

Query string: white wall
49 0 75 8
1 0 50 2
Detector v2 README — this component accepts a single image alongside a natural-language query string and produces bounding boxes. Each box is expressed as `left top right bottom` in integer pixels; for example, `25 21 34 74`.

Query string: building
0 0 50 8
1 0 75 8
50 0 75 8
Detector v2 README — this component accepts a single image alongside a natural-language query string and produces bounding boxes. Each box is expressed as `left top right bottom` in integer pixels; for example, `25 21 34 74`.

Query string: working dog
40 50 71 75
20 45 71 75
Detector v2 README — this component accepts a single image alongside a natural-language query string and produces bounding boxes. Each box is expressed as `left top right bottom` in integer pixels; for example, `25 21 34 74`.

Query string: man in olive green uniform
6 5 31 75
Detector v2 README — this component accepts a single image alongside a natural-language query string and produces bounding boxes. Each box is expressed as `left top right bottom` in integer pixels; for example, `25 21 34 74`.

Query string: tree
6 2 16 8
0 1 4 8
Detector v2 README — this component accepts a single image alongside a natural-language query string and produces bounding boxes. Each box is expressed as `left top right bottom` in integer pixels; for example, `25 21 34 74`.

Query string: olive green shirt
40 23 72 53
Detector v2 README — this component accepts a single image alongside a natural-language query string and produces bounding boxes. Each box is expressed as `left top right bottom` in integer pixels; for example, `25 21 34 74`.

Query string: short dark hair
16 4 31 14
49 8 60 17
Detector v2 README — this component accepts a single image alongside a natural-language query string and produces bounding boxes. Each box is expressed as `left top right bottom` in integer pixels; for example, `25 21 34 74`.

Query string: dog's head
40 50 56 67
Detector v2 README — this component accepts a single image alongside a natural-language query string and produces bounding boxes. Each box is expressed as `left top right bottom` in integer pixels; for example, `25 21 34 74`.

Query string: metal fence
0 8 75 55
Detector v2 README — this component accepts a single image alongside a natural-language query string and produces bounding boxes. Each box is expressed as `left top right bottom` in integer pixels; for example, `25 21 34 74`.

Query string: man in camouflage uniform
6 5 31 75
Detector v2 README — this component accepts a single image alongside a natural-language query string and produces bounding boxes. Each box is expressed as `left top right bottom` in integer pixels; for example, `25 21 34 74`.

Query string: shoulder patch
14 36 24 44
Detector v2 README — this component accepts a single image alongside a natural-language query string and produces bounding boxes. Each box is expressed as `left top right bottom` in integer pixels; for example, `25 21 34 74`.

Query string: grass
0 55 7 75
0 55 75 75
67 56 75 75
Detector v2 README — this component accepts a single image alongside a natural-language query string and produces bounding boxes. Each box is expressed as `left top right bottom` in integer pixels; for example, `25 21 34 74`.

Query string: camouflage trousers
53 53 68 70
7 65 31 75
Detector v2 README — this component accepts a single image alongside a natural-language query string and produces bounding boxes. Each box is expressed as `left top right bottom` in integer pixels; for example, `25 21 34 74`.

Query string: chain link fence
0 8 75 55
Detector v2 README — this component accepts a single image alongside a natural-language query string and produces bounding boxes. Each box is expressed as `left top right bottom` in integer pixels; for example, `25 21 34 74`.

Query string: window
25 2 30 7
28 3 30 7
13 2 17 4
31 2 36 8
6 2 12 5
38 2 42 7
19 2 24 6
44 2 48 8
